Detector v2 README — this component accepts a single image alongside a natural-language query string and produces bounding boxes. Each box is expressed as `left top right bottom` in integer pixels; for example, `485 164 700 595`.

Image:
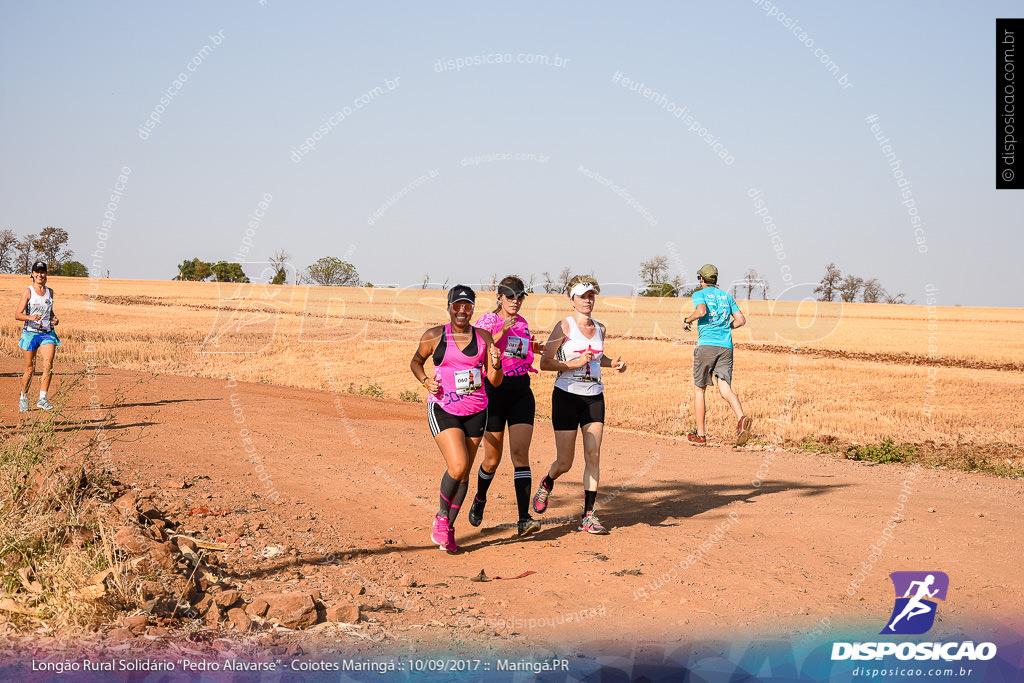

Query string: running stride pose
469 276 544 537
532 276 626 534
14 261 61 412
683 264 752 446
410 285 503 553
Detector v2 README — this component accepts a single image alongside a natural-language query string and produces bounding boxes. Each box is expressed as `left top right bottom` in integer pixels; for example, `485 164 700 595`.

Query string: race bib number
572 362 598 383
504 336 528 359
454 367 483 395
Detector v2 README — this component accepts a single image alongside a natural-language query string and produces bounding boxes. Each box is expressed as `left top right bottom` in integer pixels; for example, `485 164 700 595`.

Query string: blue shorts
19 329 61 351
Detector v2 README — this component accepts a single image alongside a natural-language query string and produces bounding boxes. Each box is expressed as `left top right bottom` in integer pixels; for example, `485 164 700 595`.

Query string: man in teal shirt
683 264 753 446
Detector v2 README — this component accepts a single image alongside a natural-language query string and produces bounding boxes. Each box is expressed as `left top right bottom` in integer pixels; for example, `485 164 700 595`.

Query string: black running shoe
468 497 486 527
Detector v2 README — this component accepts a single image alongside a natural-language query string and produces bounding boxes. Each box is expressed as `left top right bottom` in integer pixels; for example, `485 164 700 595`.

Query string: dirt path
5 359 1022 654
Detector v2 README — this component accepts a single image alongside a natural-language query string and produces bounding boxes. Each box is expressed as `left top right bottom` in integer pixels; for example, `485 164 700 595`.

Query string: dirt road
6 359 1021 655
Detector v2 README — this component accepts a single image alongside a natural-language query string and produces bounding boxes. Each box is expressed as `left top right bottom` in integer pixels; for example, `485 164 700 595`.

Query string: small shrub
845 438 917 464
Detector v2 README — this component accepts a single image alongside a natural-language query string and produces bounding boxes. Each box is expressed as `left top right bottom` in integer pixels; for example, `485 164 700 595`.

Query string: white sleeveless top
554 316 604 396
23 286 54 333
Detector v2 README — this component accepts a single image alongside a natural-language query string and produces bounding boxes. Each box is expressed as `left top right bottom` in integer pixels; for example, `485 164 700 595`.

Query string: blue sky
1 1 1020 306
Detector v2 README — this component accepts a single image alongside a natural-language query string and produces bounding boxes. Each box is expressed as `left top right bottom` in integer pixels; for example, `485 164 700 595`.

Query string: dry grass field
3 275 1022 474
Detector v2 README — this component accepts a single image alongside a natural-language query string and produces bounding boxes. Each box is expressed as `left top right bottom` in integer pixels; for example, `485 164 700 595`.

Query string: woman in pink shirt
468 276 544 537
410 285 503 553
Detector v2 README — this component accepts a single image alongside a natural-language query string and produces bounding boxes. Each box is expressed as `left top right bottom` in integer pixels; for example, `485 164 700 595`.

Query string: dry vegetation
2 275 1022 475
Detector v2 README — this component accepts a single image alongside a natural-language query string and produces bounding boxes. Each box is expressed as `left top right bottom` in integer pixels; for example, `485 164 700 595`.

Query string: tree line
1 229 908 305
0 227 87 276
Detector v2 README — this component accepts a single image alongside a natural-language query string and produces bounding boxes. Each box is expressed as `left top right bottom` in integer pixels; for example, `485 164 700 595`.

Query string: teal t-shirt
692 286 739 348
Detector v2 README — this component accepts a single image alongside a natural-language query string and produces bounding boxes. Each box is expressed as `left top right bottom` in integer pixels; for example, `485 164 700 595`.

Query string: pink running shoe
531 483 551 514
431 514 449 547
441 524 458 553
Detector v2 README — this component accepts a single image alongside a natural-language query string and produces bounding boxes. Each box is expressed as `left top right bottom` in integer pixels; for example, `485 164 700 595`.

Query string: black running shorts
550 387 605 431
483 375 536 432
428 402 488 438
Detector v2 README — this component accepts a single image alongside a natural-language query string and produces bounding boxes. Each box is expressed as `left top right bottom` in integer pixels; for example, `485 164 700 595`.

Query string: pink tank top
428 324 489 416
475 312 536 377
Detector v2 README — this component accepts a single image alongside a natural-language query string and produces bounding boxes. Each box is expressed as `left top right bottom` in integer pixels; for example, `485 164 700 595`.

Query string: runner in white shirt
14 262 62 412
532 276 626 534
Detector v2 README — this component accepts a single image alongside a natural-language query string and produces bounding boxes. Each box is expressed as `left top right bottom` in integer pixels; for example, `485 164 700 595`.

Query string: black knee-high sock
475 466 496 503
513 467 532 520
438 472 459 517
583 490 598 515
448 480 469 525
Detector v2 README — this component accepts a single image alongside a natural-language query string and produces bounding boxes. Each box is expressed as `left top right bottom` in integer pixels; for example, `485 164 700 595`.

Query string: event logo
880 571 949 635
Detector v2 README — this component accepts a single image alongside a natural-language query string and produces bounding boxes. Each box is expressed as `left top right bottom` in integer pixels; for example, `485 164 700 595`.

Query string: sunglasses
499 288 527 300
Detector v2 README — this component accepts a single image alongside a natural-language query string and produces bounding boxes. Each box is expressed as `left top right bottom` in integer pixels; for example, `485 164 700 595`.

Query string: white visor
569 282 597 299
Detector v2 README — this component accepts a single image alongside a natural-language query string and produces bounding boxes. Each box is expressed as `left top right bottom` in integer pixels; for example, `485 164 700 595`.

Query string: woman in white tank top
532 276 627 535
14 261 62 411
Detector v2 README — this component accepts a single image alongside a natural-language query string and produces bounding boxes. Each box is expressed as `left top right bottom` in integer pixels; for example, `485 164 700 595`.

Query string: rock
138 581 163 601
114 526 147 554
144 596 180 618
346 584 366 596
227 608 252 633
215 590 241 610
204 605 221 628
147 543 176 570
108 627 134 641
257 592 318 629
175 537 198 553
325 605 360 624
400 574 417 588
146 626 171 637
113 492 138 519
122 614 148 633
245 598 269 618
169 577 199 603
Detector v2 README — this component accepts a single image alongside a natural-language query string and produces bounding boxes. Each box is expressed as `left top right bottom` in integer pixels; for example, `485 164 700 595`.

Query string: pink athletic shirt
475 312 536 377
428 324 489 415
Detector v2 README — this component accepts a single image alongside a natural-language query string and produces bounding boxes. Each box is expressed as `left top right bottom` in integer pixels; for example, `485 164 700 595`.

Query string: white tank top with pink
554 316 604 396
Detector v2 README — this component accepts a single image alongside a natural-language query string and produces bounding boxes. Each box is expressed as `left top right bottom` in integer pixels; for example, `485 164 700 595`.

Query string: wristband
420 376 428 385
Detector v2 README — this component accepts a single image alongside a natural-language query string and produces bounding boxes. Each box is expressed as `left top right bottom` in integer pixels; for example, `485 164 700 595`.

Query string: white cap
569 282 597 299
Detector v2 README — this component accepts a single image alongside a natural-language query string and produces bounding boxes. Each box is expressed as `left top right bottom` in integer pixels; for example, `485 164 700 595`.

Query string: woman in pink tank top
410 285 503 553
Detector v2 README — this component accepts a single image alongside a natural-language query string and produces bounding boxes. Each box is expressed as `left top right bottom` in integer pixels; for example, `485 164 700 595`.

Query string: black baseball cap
497 284 527 299
447 284 476 305
31 261 48 273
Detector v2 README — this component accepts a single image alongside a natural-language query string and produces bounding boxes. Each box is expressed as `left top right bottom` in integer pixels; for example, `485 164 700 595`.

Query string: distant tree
421 274 430 289
557 266 573 295
175 258 213 281
304 256 360 286
211 261 250 283
16 234 37 274
861 278 885 303
55 260 88 277
268 249 290 285
0 229 18 273
741 268 763 300
670 275 685 298
33 227 73 269
762 280 771 300
814 263 842 302
639 256 669 290
540 271 558 294
525 273 537 294
678 285 699 298
642 282 676 297
489 273 499 291
885 291 908 304
838 274 864 302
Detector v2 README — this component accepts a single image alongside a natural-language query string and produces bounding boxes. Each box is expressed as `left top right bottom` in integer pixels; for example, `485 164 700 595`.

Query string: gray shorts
693 345 733 387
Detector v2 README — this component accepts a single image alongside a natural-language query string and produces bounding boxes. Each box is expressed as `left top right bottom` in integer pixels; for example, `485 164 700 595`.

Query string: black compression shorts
484 375 535 432
550 387 605 431
428 402 488 438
